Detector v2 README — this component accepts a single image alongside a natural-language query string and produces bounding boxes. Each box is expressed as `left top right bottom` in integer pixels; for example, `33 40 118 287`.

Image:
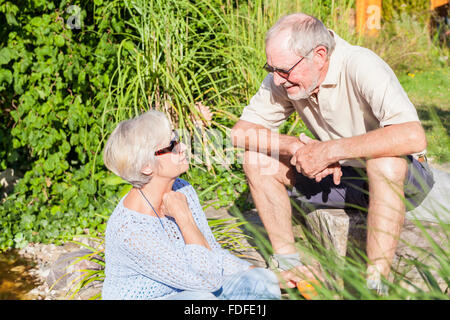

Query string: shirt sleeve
348 48 420 127
214 247 252 276
240 74 296 131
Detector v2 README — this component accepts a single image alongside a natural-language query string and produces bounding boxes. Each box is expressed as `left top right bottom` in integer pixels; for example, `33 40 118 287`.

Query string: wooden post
356 0 382 36
429 0 448 45
430 0 448 10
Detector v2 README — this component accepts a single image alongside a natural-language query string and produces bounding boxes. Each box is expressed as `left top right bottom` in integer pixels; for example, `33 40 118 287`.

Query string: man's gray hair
103 110 172 188
265 13 335 58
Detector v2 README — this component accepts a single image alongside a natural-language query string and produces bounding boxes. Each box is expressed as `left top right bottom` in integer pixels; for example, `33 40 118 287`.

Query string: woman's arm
162 191 211 249
120 223 223 291
180 183 254 274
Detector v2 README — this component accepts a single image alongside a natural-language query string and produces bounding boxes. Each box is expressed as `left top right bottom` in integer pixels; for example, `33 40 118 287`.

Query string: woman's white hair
265 13 335 58
103 110 172 188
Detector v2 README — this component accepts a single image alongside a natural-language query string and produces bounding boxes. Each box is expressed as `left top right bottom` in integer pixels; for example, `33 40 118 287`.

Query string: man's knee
366 157 408 185
243 150 295 186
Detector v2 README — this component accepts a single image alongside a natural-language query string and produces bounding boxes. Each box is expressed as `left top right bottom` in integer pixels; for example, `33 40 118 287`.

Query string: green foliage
183 164 251 211
0 0 128 249
382 0 430 24
399 67 450 163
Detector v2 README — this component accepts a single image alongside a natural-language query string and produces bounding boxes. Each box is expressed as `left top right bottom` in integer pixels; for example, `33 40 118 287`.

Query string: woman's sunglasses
154 132 180 156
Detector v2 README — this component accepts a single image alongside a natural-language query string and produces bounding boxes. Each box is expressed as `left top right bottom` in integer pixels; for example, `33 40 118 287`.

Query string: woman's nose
177 142 187 153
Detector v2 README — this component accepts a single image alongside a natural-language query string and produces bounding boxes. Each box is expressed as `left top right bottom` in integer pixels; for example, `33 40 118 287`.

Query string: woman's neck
138 176 177 216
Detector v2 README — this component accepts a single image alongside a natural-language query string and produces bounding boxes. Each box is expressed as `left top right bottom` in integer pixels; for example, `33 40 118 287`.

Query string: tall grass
231 200 449 300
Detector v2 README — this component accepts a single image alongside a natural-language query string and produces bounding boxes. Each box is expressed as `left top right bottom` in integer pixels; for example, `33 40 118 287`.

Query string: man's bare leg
366 157 408 283
243 150 297 255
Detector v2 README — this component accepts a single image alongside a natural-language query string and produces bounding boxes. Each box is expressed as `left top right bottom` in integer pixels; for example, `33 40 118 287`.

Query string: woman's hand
162 191 192 223
162 191 211 249
192 102 213 126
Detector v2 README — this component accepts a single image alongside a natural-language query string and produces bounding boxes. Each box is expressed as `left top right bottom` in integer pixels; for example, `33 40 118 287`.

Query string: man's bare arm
230 120 302 157
294 121 427 179
328 121 427 162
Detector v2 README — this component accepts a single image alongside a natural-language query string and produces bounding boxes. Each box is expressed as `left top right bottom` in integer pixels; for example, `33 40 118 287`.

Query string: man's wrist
270 253 303 271
287 138 303 156
326 139 342 164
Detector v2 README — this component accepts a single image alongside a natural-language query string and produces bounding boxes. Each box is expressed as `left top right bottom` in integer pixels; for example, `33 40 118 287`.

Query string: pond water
0 250 41 300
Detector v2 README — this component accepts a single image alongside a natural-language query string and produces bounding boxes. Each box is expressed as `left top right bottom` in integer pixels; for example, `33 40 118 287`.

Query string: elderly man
231 13 434 294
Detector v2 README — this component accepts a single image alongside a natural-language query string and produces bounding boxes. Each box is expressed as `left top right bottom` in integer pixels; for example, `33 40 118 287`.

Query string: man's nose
272 72 286 87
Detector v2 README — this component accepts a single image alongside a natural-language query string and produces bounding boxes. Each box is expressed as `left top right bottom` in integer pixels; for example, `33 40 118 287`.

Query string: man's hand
278 265 324 289
290 134 342 185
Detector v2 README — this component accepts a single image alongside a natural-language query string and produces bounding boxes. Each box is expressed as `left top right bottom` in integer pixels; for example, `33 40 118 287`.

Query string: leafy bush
0 0 131 249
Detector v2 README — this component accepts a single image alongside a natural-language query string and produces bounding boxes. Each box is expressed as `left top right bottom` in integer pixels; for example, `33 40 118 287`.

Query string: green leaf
0 48 16 65
104 175 127 186
5 12 18 26
0 69 13 86
54 35 65 47
81 180 97 195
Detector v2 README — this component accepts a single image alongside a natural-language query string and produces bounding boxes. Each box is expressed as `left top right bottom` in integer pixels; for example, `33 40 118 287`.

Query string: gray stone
304 209 350 257
46 249 102 291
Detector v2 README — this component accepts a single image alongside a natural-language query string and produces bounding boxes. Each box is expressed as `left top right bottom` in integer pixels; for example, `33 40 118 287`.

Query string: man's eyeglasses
263 48 314 79
154 132 179 156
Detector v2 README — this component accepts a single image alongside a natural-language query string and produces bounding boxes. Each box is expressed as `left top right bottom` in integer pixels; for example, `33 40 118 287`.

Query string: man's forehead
266 29 290 51
266 34 297 66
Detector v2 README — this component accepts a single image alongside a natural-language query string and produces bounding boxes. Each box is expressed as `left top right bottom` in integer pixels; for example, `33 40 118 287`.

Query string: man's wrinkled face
265 32 321 100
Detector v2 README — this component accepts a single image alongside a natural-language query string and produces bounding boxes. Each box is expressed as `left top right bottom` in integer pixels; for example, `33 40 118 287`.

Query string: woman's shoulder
173 177 193 191
107 197 159 231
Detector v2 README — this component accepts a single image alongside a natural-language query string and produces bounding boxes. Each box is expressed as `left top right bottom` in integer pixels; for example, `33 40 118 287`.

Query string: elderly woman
101 110 281 300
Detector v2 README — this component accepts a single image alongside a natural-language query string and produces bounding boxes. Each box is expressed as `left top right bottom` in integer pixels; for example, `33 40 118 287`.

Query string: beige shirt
240 31 422 167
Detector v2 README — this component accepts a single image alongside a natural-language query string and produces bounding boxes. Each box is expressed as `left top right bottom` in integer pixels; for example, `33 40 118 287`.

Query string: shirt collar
320 30 347 87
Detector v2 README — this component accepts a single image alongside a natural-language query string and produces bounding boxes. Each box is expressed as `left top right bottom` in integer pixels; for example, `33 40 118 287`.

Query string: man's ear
313 45 328 65
141 163 154 176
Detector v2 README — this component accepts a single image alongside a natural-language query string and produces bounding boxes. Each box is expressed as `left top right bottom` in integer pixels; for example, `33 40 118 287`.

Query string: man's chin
287 90 310 100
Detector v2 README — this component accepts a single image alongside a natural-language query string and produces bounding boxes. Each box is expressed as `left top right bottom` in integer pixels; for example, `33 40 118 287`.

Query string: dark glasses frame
154 131 180 156
263 48 314 79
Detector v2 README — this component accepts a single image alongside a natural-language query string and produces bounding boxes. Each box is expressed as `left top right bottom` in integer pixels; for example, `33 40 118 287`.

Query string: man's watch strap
269 253 303 271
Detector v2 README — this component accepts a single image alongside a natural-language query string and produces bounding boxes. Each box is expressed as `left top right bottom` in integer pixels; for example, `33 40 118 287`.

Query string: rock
391 219 448 292
304 209 350 257
46 249 102 291
15 241 104 300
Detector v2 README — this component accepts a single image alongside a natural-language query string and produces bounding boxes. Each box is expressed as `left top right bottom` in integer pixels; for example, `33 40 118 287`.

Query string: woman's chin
180 162 190 173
